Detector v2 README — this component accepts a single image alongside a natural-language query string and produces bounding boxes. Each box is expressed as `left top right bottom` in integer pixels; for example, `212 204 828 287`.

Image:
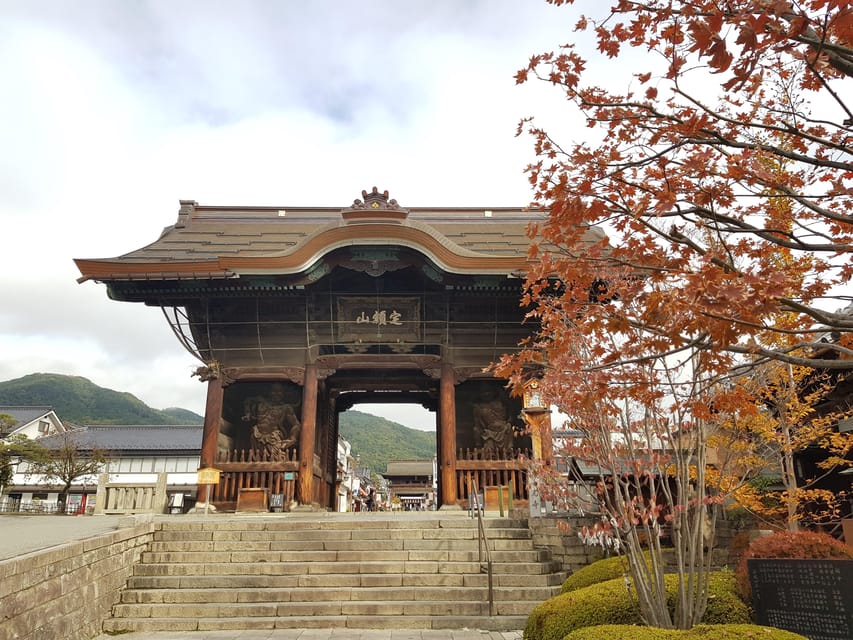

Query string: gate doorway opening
341 401 437 512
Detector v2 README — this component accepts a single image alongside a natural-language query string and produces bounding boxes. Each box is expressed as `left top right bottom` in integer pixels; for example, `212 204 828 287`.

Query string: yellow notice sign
197 467 221 485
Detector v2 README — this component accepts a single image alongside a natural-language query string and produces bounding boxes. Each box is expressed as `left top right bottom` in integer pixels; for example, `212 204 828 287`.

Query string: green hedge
562 624 808 640
525 572 750 640
562 551 653 593
693 572 751 625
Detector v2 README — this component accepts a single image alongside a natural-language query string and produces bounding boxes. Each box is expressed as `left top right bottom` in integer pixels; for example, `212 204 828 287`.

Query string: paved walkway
90 631 522 640
0 513 126 560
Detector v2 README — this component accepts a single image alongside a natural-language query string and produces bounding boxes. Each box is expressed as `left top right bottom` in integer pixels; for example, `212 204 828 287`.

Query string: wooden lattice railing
217 448 299 464
455 447 530 504
212 448 299 505
208 447 529 510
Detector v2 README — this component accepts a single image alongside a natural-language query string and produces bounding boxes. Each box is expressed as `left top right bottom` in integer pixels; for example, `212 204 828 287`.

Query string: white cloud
1 0 584 427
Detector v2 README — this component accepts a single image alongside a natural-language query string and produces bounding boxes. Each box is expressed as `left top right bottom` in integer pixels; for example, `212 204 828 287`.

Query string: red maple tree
513 0 852 375
498 0 852 630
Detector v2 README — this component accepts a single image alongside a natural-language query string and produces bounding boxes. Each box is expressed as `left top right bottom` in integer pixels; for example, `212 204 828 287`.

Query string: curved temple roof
74 188 606 283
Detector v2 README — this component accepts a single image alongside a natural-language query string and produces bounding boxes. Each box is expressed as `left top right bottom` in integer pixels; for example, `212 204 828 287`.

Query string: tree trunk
779 372 800 533
57 484 72 515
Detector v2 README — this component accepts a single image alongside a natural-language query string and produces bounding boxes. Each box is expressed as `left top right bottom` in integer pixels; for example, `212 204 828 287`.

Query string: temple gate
75 188 602 510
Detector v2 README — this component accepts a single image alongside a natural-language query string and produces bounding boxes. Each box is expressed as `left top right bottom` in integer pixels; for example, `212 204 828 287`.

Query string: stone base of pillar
290 503 324 512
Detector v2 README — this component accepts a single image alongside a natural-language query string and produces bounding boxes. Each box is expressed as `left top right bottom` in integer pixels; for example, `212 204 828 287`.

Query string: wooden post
439 363 458 507
298 364 318 506
523 410 553 466
196 378 224 502
540 413 554 465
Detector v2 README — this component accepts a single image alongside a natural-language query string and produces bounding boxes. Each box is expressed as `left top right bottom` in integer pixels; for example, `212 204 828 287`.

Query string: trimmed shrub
525 571 750 640
563 550 667 593
735 530 853 600
563 624 808 640
562 554 635 593
678 571 750 625
563 624 679 640
525 574 641 640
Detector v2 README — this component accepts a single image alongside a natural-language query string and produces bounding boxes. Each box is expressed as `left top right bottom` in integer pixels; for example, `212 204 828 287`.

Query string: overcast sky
0 1 596 429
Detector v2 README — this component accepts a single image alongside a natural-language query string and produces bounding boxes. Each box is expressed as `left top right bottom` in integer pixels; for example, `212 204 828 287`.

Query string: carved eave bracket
192 361 236 386
422 366 488 384
317 354 440 370
342 187 409 223
454 367 492 384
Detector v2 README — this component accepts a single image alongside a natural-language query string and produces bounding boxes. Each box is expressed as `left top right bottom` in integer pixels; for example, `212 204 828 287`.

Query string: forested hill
0 373 435 473
0 373 204 425
338 410 435 474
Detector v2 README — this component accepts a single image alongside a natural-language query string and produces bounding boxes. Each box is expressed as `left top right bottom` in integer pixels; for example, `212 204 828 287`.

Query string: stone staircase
102 513 566 633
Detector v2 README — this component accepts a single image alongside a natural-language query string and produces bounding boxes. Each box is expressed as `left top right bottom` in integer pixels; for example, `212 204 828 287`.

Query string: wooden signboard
336 296 421 343
197 467 221 485
236 487 268 513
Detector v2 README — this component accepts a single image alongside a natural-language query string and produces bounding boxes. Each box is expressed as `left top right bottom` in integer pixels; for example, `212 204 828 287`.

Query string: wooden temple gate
74 188 586 511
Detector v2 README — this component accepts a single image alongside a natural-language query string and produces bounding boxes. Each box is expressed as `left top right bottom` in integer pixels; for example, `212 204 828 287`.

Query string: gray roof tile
0 406 54 434
385 460 434 476
38 425 202 454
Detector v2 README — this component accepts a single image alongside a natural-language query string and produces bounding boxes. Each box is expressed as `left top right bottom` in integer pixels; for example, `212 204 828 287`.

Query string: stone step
152 528 533 543
106 515 562 632
127 570 565 590
140 548 550 564
112 598 521 619
146 537 539 552
119 584 560 605
102 614 530 633
131 560 559 577
156 517 530 531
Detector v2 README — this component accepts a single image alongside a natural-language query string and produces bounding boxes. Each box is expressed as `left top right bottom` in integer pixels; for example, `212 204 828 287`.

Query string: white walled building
4 424 202 513
0 406 66 440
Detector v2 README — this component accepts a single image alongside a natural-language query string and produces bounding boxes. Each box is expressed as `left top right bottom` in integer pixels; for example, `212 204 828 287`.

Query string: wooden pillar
439 363 458 507
522 379 553 466
541 414 554 465
526 411 554 465
298 364 318 506
331 401 341 511
196 377 223 502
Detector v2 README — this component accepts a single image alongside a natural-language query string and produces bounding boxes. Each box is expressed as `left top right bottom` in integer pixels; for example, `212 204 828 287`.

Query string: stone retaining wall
527 515 602 574
0 520 155 640
528 514 747 577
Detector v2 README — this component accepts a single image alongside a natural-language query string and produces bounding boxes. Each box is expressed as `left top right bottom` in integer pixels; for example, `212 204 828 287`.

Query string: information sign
197 467 221 485
749 558 853 640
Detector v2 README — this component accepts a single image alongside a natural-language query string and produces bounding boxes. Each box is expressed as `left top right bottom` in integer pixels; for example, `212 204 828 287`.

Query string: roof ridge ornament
351 187 400 211
343 187 408 223
175 200 197 229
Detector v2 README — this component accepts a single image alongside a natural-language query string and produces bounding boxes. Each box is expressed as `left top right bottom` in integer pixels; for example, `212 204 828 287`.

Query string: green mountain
0 373 203 425
338 410 435 474
0 373 435 473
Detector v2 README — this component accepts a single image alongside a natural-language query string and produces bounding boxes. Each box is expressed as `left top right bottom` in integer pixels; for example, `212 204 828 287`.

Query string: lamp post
521 379 552 463
521 379 552 518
